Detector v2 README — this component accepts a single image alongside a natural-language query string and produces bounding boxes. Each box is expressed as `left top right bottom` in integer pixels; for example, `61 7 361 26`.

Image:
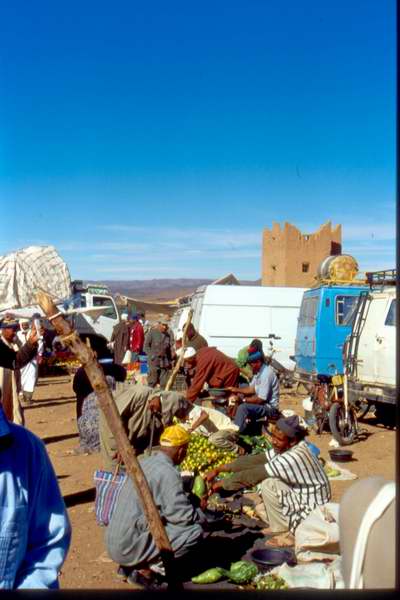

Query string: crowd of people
0 311 395 590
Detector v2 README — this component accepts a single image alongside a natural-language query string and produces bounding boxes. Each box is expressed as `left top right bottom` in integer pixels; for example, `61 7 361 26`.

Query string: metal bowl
329 449 353 462
251 548 296 569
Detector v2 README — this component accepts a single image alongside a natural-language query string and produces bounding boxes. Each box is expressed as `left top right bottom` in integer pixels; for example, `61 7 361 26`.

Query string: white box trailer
171 285 306 370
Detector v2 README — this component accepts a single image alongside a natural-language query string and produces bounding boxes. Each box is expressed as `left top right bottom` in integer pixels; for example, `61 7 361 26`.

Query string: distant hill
88 278 261 301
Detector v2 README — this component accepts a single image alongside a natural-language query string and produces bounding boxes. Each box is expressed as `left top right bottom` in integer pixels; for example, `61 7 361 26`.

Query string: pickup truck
0 280 121 344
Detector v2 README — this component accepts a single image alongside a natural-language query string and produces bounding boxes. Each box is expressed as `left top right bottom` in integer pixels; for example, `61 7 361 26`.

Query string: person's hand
204 468 219 483
112 451 124 465
148 396 161 413
211 480 224 494
27 328 39 344
200 495 208 511
227 386 240 394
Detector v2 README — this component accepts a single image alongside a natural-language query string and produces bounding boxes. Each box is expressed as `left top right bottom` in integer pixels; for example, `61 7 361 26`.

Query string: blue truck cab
294 284 368 383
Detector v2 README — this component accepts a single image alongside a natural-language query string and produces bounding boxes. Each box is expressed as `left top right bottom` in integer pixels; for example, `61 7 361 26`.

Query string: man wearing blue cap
227 348 280 434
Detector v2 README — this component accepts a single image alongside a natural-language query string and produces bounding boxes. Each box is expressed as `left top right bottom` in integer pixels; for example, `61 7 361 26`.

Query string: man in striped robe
206 415 331 547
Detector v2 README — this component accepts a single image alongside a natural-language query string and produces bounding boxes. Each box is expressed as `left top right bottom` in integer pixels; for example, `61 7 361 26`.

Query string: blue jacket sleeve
14 440 71 589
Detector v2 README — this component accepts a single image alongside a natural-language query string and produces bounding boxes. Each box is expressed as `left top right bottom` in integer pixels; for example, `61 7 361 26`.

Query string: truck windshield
336 295 359 326
385 299 396 326
93 296 117 319
299 296 318 326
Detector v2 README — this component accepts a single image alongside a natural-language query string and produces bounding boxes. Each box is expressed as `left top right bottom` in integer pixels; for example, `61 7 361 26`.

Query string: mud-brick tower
261 221 342 287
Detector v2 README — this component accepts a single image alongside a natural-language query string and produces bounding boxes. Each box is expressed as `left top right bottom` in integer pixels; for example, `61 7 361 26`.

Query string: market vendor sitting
235 339 264 381
181 346 240 403
105 424 204 588
227 349 280 434
205 415 331 547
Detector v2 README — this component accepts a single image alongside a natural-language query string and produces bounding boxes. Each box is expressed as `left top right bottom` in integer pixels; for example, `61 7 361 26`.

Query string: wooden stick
164 309 193 392
36 290 179 587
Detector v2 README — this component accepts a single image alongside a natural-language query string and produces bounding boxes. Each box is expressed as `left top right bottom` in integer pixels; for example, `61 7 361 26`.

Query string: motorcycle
309 371 361 445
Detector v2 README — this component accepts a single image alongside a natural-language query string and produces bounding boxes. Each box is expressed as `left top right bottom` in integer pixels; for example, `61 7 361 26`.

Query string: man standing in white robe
16 318 41 408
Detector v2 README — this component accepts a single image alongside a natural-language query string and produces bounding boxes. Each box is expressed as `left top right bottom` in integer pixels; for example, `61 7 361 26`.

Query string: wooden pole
164 309 193 392
36 291 180 587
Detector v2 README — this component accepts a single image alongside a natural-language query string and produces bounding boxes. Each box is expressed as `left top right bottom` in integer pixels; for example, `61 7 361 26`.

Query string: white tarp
0 245 71 311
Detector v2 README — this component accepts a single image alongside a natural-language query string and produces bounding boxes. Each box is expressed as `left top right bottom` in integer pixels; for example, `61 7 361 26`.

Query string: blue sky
0 0 396 280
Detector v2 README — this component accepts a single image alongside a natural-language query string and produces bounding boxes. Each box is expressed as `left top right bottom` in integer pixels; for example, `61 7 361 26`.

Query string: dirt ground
25 374 396 589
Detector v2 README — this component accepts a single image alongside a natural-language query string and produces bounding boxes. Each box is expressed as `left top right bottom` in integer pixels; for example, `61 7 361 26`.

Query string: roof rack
365 269 397 288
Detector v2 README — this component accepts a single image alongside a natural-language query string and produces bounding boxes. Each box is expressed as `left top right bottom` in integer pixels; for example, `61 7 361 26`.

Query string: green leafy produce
239 434 272 455
192 475 206 498
255 574 288 590
191 567 227 584
180 433 237 475
227 561 258 584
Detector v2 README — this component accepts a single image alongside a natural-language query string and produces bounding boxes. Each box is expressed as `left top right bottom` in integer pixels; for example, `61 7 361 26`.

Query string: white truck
1 280 120 344
344 270 396 426
170 284 306 370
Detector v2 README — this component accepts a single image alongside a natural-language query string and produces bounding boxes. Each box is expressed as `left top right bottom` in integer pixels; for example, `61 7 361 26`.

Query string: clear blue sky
0 0 396 280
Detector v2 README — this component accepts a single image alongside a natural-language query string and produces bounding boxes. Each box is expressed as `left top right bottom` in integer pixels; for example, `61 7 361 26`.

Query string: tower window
271 265 277 271
302 262 310 273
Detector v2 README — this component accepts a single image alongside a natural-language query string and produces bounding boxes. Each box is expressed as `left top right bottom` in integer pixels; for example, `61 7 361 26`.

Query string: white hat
19 318 30 324
177 346 197 360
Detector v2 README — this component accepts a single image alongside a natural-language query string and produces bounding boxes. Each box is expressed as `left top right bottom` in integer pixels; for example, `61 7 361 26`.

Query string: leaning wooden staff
37 291 192 588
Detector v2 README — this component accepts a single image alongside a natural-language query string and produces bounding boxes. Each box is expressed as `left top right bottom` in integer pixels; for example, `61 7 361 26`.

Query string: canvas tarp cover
0 245 71 311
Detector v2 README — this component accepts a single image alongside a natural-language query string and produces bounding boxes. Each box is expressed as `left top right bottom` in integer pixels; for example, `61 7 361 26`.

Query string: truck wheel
329 403 357 445
374 405 396 428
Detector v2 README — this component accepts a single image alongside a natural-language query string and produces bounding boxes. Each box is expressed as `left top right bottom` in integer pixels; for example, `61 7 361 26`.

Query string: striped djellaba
264 441 331 533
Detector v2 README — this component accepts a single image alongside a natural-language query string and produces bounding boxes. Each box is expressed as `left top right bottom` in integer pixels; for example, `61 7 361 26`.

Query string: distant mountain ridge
87 278 261 301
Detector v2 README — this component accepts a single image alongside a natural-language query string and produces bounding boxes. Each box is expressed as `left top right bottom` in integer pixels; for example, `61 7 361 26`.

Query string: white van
172 284 306 370
345 270 396 425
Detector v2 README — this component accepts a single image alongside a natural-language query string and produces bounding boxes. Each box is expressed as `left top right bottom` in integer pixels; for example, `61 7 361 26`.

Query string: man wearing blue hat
227 347 280 434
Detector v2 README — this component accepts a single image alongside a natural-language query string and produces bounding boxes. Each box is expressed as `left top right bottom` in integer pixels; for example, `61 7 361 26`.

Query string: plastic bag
295 503 340 562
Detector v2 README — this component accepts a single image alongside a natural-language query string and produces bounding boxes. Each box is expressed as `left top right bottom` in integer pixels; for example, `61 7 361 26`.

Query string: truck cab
345 270 396 424
65 281 120 342
294 284 368 383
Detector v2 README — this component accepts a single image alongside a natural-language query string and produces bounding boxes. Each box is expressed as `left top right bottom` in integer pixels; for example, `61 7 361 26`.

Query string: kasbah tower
261 221 342 287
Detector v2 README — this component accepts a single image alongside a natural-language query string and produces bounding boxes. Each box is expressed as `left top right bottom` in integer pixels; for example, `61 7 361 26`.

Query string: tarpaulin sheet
0 245 71 311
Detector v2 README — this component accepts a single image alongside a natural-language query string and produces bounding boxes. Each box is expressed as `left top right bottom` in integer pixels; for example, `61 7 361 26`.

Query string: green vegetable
227 561 258 584
192 475 206 498
324 466 341 478
255 574 288 590
191 567 227 584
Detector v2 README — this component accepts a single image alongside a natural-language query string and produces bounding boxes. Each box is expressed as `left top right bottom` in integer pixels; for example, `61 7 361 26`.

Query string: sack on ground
295 502 340 561
94 468 127 526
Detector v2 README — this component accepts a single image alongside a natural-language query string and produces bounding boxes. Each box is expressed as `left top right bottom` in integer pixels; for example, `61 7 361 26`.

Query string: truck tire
329 403 357 446
374 404 396 428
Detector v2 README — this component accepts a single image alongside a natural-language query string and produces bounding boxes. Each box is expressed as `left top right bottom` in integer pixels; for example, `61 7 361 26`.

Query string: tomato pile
180 433 237 476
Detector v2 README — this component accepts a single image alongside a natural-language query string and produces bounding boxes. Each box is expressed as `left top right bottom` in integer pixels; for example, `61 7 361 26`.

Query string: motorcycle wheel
329 403 358 445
